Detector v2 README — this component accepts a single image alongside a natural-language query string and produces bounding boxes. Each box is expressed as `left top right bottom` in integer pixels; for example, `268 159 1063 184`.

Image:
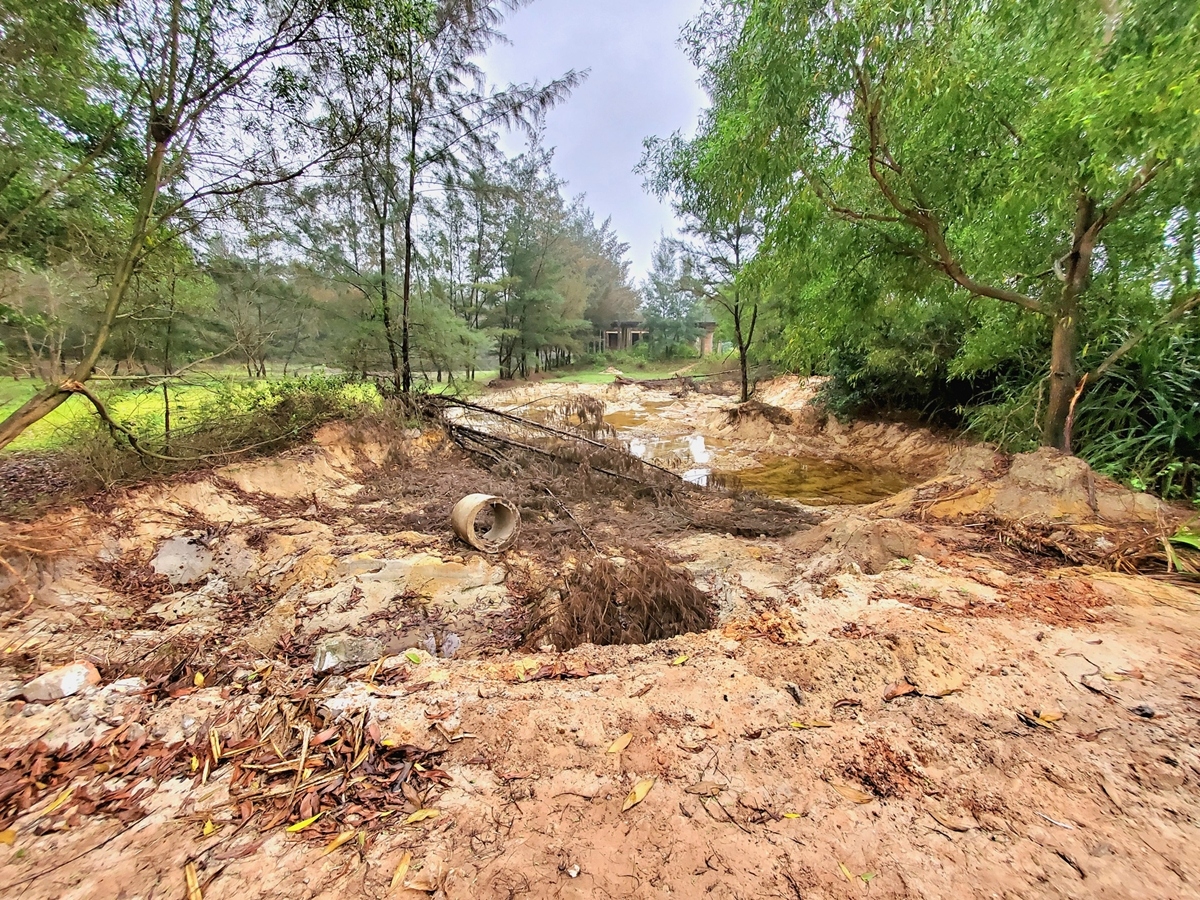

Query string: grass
547 359 708 385
0 357 713 453
0 376 380 453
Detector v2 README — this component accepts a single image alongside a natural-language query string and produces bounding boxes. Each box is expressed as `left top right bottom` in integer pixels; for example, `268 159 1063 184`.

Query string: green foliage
655 0 1200 496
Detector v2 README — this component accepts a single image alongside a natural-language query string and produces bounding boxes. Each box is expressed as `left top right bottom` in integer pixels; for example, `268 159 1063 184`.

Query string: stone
22 662 101 702
151 536 215 586
312 633 384 674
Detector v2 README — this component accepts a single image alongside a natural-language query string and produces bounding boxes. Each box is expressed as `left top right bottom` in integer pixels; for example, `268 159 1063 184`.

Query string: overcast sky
482 0 708 282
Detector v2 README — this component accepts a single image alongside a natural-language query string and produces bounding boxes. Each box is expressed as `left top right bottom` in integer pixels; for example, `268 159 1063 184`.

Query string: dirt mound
877 446 1178 529
786 515 938 576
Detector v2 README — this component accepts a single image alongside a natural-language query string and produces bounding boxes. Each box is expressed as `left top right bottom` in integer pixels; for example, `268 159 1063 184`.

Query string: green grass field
0 358 714 453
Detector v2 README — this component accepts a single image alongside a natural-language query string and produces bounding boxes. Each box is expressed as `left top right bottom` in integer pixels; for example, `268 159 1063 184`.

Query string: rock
22 662 101 702
152 536 215 586
312 633 384 674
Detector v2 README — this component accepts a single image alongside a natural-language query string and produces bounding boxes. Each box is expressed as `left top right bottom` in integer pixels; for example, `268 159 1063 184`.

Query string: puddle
722 455 911 506
499 395 910 505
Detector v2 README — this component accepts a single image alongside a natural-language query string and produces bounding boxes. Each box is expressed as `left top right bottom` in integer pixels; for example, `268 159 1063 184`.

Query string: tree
640 238 700 357
0 0 335 449
642 126 766 401
308 0 581 392
673 0 1200 449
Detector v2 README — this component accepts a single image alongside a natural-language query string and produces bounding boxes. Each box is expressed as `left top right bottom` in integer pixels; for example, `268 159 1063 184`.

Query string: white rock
23 662 101 702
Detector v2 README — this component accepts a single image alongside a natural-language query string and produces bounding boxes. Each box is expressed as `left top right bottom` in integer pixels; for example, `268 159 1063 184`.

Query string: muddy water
496 393 909 505
729 455 911 506
603 405 911 505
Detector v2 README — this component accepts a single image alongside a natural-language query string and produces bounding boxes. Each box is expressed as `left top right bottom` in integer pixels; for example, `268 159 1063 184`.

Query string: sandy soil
1 378 1198 900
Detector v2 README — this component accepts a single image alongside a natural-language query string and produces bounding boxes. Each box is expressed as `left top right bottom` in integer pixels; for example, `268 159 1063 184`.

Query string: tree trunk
1043 309 1079 451
401 122 418 394
379 217 402 392
0 138 169 450
1043 192 1095 451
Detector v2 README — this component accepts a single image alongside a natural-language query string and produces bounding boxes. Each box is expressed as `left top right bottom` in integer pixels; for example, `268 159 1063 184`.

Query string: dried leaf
926 620 957 634
884 680 917 701
193 672 205 688
390 850 412 889
209 729 221 764
684 781 727 797
790 720 833 729
321 831 358 855
831 783 873 804
672 654 689 666
403 809 440 825
622 778 655 812
287 812 323 833
0 828 15 845
782 812 801 819
190 755 200 772
928 809 976 832
184 861 203 900
43 786 73 816
833 697 861 709
202 819 216 837
838 861 855 883
607 732 633 754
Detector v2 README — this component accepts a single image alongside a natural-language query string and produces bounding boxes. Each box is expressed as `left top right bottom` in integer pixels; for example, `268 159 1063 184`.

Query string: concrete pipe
451 494 522 553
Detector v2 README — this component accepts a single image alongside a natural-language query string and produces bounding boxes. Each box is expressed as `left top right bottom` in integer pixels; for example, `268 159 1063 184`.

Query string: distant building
589 314 718 356
598 320 649 352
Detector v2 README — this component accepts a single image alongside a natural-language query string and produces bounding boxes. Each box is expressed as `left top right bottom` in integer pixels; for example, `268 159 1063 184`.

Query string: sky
482 0 708 282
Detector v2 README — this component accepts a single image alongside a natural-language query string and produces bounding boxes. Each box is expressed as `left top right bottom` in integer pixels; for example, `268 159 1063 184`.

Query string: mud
1 377 1198 900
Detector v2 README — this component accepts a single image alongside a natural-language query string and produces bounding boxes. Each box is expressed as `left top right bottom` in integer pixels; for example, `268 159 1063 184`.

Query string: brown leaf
884 680 917 701
184 861 203 900
684 781 727 797
321 831 358 855
928 809 976 832
833 697 861 709
622 778 655 812
390 850 413 890
607 732 633 754
403 809 439 825
831 783 873 804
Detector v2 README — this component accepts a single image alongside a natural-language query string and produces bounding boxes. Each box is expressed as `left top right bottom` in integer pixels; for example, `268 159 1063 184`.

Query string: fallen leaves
1018 708 1065 729
287 812 322 832
790 720 833 730
928 808 976 832
321 830 359 855
684 781 727 797
831 783 873 804
672 654 689 666
0 828 15 845
622 778 655 812
883 680 917 701
403 808 439 825
390 850 413 889
184 861 203 900
607 733 633 754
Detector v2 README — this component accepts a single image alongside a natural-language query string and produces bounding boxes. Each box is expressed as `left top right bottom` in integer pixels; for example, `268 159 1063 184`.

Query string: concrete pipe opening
451 494 522 553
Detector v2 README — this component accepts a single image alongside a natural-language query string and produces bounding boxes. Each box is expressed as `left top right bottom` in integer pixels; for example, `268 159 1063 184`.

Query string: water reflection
602 404 910 504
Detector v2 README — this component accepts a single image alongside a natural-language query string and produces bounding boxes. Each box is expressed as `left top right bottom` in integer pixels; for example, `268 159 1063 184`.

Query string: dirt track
2 378 1199 899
